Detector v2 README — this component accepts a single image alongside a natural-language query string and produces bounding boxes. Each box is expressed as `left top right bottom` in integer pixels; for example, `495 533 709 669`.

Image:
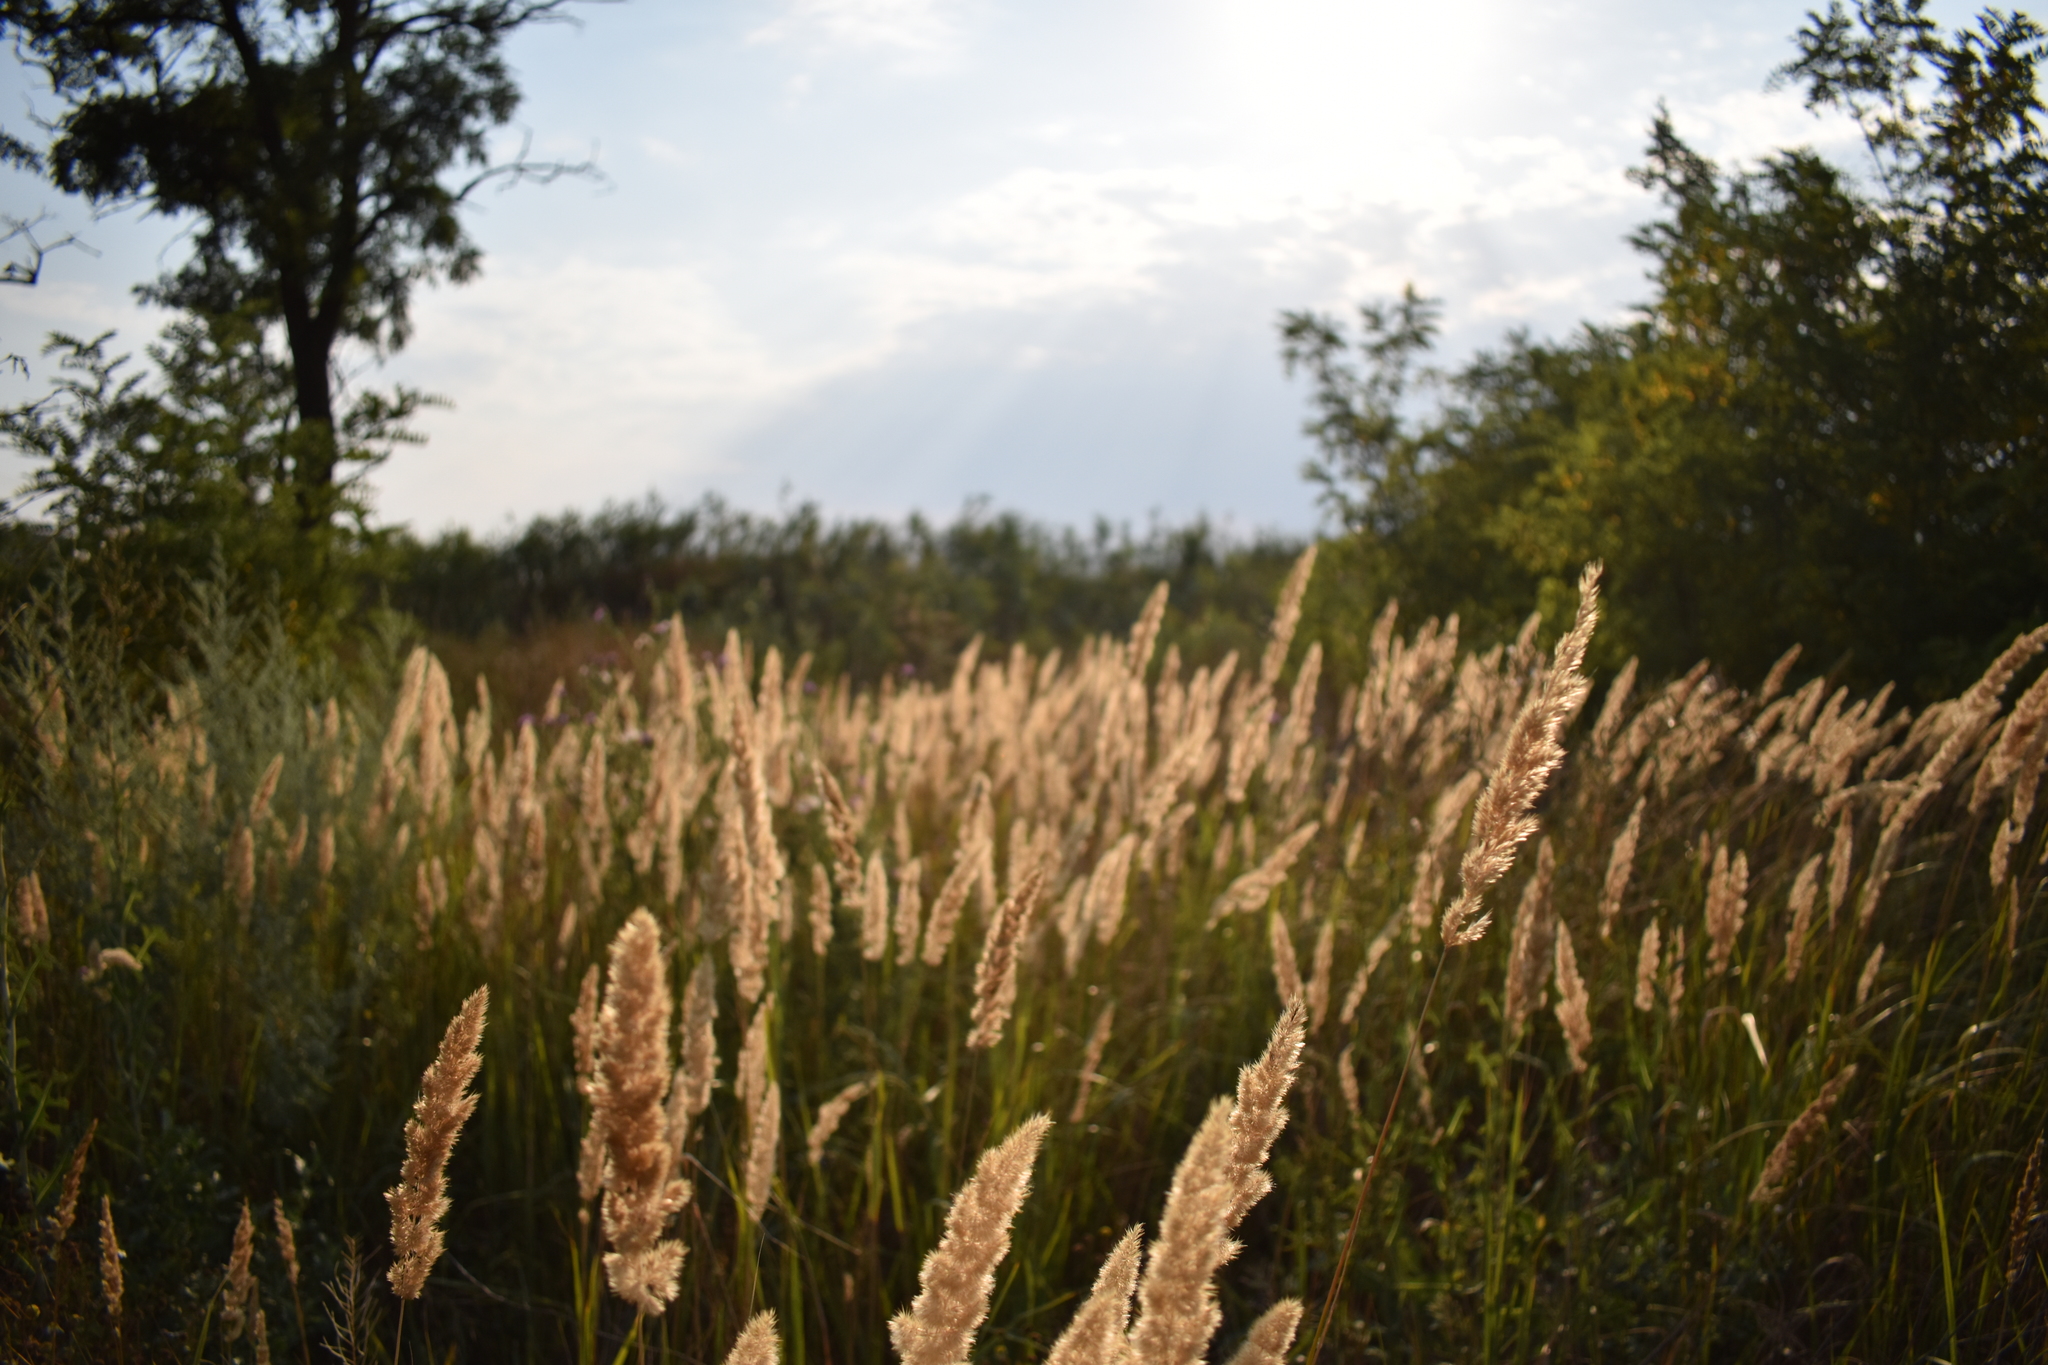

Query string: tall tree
0 0 601 524
1286 0 2048 698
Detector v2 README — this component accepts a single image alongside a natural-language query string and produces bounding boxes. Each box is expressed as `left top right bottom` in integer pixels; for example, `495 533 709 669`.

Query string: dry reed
1784 855 1822 982
98 1194 122 1317
1597 798 1644 938
1751 1066 1858 1206
744 1079 781 1221
1634 922 1662 1012
386 986 488 1300
1268 911 1302 1006
1044 1225 1142 1365
806 1078 874 1167
224 1199 255 1339
52 1118 95 1244
722 1311 781 1365
669 958 719 1164
590 910 689 1313
1502 838 1557 1041
888 1114 1052 1365
1208 821 1319 927
15 869 48 944
968 864 1046 1050
1072 1001 1116 1123
1442 563 1601 946
1223 1299 1303 1365
1704 845 1750 976
1552 920 1592 1073
2008 1137 2042 1286
1856 943 1885 1006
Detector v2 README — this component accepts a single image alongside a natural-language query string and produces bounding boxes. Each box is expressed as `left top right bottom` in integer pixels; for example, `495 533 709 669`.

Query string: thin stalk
1303 947 1447 1365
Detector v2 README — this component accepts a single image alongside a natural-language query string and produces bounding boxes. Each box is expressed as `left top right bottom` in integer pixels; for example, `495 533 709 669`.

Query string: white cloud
746 0 968 55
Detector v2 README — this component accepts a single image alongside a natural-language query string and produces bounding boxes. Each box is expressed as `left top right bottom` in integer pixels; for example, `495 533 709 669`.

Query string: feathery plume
1224 1299 1304 1365
592 911 690 1314
252 1302 272 1365
1044 1225 1142 1365
894 856 925 965
1856 943 1885 1006
1128 1099 1237 1365
807 1078 874 1167
1336 1044 1360 1119
1751 1066 1858 1206
1502 838 1557 1041
1340 911 1402 1026
224 1199 255 1339
387 986 488 1300
1306 913 1336 1033
922 840 983 967
98 1195 122 1317
1597 797 1645 938
1227 999 1306 1225
249 752 285 827
1208 821 1320 927
888 1114 1052 1365
1784 855 1822 983
808 861 835 948
2008 1138 2042 1287
669 959 719 1164
968 864 1047 1050
1553 920 1592 1073
228 824 257 915
1072 1001 1116 1123
1704 846 1750 977
1634 922 1662 1012
52 1119 95 1243
861 850 891 962
272 1198 299 1288
1664 927 1687 1022
722 1311 781 1365
1442 563 1601 946
1267 911 1302 1007
572 964 605 1202
815 760 865 898
15 870 48 944
1590 656 1639 757
744 1079 782 1221
1089 832 1140 947
1825 810 1854 928
1259 546 1318 692
738 992 774 1118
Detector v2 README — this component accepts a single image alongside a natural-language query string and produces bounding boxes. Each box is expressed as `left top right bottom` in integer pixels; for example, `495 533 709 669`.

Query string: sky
2 0 1953 541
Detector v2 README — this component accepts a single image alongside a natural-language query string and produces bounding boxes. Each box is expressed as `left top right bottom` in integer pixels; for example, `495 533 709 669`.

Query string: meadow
3 549 2046 1364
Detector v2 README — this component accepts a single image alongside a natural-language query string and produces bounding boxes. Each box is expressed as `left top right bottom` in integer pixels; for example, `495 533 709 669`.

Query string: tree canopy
0 0 600 520
1285 0 2048 700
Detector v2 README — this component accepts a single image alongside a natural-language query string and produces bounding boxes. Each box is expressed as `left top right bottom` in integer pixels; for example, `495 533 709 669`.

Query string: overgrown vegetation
2 554 2045 1362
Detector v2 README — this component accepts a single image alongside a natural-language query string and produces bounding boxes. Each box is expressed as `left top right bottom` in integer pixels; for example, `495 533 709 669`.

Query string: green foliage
391 497 1307 693
1 317 430 673
1285 0 2048 701
0 0 601 488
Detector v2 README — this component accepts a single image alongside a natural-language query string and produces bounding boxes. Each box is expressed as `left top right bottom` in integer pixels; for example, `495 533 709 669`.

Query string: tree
1285 0 2048 698
0 0 603 525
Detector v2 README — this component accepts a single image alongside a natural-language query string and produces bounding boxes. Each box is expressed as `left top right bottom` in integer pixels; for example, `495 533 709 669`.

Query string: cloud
746 0 968 56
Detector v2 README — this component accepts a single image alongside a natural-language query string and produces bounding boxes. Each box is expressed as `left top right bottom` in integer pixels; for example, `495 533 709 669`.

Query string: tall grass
2 559 2046 1362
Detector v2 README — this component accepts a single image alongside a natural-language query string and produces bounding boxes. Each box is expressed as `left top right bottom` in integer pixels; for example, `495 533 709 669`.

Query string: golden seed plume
807 1078 874 1167
888 1114 1052 1365
922 840 983 966
1129 1099 1238 1365
52 1118 95 1243
808 860 835 948
1208 821 1319 928
1553 920 1592 1073
272 1198 299 1286
1044 1225 1143 1365
2008 1138 2042 1287
1072 1001 1117 1123
668 958 719 1166
98 1195 122 1317
1306 912 1336 1033
1502 838 1557 1041
894 856 926 965
1267 911 1302 1007
1597 797 1645 938
722 1310 782 1365
1856 943 1885 1007
1634 922 1662 1013
1336 1044 1360 1119
744 1079 781 1222
591 910 689 1314
860 850 890 962
1704 845 1750 976
386 986 488 1300
15 870 49 944
1223 1299 1304 1365
1441 563 1601 947
1784 855 1822 983
224 1198 255 1339
1227 998 1306 1226
1751 1066 1858 1206
968 864 1047 1051
572 964 605 1203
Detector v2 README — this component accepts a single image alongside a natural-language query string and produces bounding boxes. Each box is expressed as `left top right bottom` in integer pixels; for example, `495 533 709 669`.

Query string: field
4 552 2047 1363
